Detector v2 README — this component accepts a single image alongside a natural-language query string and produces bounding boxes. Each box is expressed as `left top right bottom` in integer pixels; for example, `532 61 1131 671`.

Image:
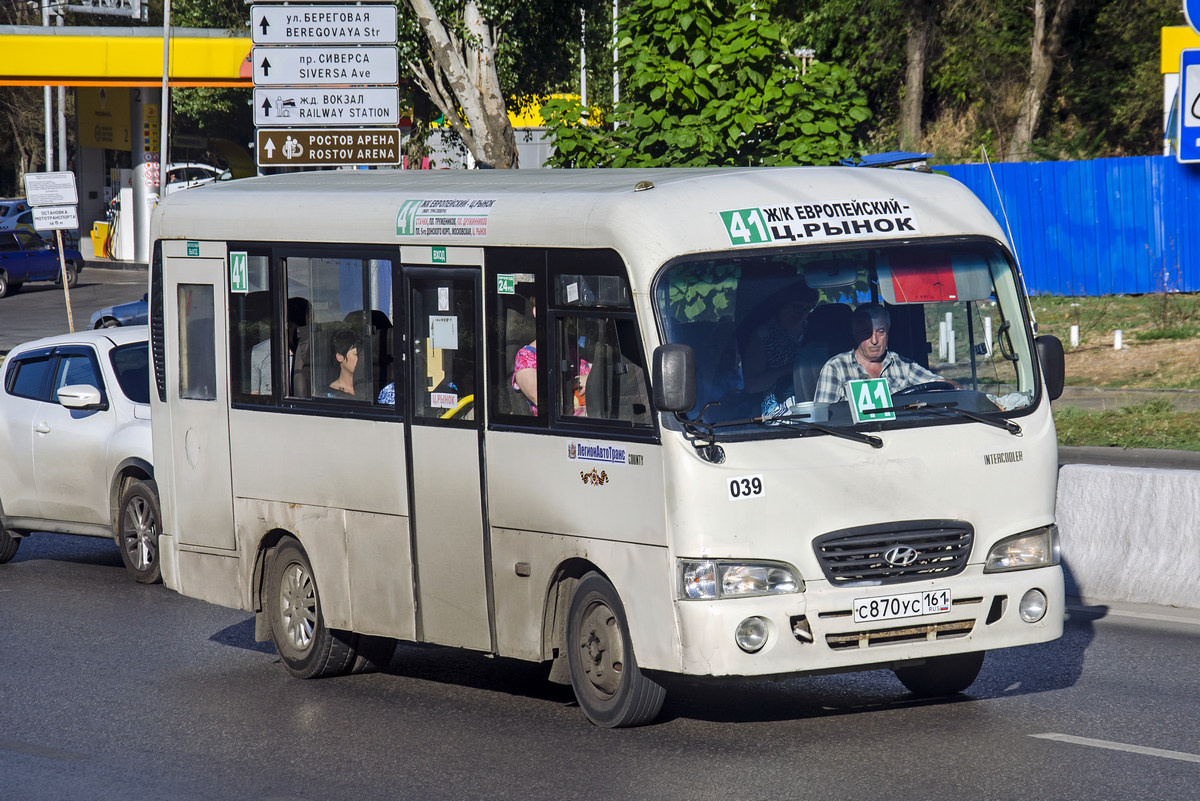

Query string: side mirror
652 343 696 413
57 384 105 410
1035 335 1065 401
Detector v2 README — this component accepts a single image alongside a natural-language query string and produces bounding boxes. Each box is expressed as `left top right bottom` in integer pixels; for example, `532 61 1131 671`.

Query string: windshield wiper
759 412 884 449
877 401 1022 436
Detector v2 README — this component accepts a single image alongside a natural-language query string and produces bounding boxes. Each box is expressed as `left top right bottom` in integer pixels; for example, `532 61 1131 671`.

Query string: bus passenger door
404 265 492 651
159 242 236 552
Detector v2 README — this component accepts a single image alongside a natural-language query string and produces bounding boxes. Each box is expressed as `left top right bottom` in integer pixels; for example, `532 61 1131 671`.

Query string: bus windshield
653 239 1039 435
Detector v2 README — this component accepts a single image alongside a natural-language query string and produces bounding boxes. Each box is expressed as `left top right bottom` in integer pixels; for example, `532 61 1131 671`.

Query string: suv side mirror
57 384 105 410
652 344 696 413
1036 335 1065 401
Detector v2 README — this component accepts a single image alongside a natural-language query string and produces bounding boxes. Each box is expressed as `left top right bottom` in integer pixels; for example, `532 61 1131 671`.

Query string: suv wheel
117 479 162 583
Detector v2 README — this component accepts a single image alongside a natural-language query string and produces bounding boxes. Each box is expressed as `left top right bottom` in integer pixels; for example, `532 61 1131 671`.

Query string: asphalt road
2 532 1199 801
0 266 147 357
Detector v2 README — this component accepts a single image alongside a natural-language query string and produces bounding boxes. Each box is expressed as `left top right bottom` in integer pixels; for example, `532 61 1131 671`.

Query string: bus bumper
672 564 1064 677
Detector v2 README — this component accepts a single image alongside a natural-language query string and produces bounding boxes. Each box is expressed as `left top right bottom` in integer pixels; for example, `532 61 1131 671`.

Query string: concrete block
1056 464 1200 610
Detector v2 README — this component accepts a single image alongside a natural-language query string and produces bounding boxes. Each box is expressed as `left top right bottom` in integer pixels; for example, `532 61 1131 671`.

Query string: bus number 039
728 475 764 500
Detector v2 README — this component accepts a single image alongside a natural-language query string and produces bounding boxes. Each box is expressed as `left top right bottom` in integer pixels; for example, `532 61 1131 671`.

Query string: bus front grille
813 520 974 584
824 619 976 650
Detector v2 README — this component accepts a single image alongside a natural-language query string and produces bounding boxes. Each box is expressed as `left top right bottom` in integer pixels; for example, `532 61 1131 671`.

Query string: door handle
34 422 51 434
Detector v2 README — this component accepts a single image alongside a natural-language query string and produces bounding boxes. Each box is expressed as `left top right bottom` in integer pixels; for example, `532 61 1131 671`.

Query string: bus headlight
679 560 803 600
983 525 1060 572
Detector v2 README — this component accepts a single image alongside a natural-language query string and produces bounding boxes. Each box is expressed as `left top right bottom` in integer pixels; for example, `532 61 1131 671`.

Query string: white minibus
149 167 1066 727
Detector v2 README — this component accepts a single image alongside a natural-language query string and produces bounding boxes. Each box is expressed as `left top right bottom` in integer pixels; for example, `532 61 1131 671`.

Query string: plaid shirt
813 349 941 405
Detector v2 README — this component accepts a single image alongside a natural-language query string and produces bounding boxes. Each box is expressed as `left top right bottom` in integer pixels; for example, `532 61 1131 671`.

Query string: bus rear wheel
266 539 356 679
566 572 666 728
894 651 985 697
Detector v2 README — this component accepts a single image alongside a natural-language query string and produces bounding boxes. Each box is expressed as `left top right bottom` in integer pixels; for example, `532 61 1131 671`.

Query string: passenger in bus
813 302 948 404
740 283 818 414
250 297 311 395
319 329 363 400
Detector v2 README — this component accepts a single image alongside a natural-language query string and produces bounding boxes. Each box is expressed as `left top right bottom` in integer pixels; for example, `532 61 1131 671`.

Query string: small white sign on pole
31 205 79 230
23 171 78 206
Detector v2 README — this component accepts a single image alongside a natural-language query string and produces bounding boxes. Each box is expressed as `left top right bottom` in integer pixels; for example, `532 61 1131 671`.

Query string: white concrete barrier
1056 464 1200 610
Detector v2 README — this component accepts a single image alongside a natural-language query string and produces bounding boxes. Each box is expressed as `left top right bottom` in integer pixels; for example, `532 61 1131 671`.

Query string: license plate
852 588 952 624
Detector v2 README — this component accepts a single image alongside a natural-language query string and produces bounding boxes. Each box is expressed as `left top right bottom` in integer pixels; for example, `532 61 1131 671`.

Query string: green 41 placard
847 378 896 424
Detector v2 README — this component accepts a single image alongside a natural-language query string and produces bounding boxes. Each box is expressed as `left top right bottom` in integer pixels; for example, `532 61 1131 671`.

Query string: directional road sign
252 45 399 86
253 87 399 127
251 4 397 45
1180 49 1200 164
256 127 401 167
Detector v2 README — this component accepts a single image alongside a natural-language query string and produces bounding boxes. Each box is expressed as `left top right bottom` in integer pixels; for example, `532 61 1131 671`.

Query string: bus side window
410 277 476 421
283 254 392 404
488 253 542 422
229 254 273 404
178 284 216 400
550 262 651 427
564 316 651 425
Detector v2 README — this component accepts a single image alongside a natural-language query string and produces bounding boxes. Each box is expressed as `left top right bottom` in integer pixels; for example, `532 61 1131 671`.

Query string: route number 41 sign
847 378 896 424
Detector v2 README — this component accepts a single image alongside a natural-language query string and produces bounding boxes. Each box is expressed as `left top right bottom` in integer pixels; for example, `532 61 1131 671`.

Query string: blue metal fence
936 156 1200 296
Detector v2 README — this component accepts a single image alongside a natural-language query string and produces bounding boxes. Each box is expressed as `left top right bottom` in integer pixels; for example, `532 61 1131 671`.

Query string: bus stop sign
1179 48 1200 164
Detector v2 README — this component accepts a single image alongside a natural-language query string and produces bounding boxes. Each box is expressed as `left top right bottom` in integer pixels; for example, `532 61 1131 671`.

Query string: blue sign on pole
1181 49 1200 163
1188 0 1200 34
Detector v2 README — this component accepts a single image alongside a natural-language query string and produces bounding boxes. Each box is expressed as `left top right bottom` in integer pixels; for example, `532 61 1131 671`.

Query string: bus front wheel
566 572 666 728
0 530 20 563
893 651 985 697
266 539 356 679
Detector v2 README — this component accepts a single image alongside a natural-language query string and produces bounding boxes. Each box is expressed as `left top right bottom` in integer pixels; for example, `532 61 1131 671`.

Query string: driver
813 302 948 404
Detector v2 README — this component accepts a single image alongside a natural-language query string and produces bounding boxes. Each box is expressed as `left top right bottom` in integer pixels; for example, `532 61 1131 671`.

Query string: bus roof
152 167 1007 280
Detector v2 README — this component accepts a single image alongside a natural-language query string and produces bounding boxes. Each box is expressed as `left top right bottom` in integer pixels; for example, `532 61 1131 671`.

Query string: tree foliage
789 0 1185 160
544 0 870 167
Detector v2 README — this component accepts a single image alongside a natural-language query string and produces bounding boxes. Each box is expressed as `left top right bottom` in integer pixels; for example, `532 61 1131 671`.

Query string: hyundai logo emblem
883 545 919 567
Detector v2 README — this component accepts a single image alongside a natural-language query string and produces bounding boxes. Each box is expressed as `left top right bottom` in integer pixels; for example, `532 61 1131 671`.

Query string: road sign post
22 171 79 332
1179 49 1200 164
249 3 402 170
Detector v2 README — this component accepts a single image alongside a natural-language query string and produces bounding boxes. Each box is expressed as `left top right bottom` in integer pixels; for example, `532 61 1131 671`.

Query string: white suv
0 326 161 582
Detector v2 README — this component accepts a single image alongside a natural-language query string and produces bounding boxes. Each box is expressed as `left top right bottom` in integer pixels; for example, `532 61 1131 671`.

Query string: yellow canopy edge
0 32 251 86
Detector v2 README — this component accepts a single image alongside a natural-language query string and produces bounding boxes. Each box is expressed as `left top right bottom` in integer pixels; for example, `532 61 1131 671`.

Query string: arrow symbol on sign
259 17 270 36
264 138 276 158
260 57 272 76
261 97 273 117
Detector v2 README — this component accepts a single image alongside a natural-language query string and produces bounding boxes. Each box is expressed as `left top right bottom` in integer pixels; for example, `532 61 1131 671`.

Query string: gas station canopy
0 26 251 87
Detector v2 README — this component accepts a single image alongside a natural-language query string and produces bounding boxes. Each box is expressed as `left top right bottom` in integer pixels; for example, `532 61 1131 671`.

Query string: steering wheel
893 380 957 396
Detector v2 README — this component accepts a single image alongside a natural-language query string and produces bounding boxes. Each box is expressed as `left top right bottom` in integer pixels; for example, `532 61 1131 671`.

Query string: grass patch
1135 326 1198 341
1055 400 1200 451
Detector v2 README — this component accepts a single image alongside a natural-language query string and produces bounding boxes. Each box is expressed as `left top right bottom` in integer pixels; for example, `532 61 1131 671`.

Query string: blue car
90 293 149 329
0 229 84 297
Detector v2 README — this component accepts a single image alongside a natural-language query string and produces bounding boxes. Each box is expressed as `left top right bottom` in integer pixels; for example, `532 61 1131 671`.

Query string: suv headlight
983 525 1060 572
679 559 803 600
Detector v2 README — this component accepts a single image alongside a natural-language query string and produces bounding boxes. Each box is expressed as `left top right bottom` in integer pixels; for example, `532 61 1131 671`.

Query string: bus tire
266 539 356 679
0 530 20 563
894 651 985 697
566 571 666 728
116 479 162 584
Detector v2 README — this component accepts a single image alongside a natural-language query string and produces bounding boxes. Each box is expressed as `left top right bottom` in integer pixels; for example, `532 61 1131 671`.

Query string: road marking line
1031 733 1200 764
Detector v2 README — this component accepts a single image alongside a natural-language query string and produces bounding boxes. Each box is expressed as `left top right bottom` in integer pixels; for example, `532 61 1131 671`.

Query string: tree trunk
899 12 931 152
405 0 519 168
1008 0 1077 161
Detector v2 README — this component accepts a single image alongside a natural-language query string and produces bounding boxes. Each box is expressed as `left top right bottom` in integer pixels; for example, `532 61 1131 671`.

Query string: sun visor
877 249 994 303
